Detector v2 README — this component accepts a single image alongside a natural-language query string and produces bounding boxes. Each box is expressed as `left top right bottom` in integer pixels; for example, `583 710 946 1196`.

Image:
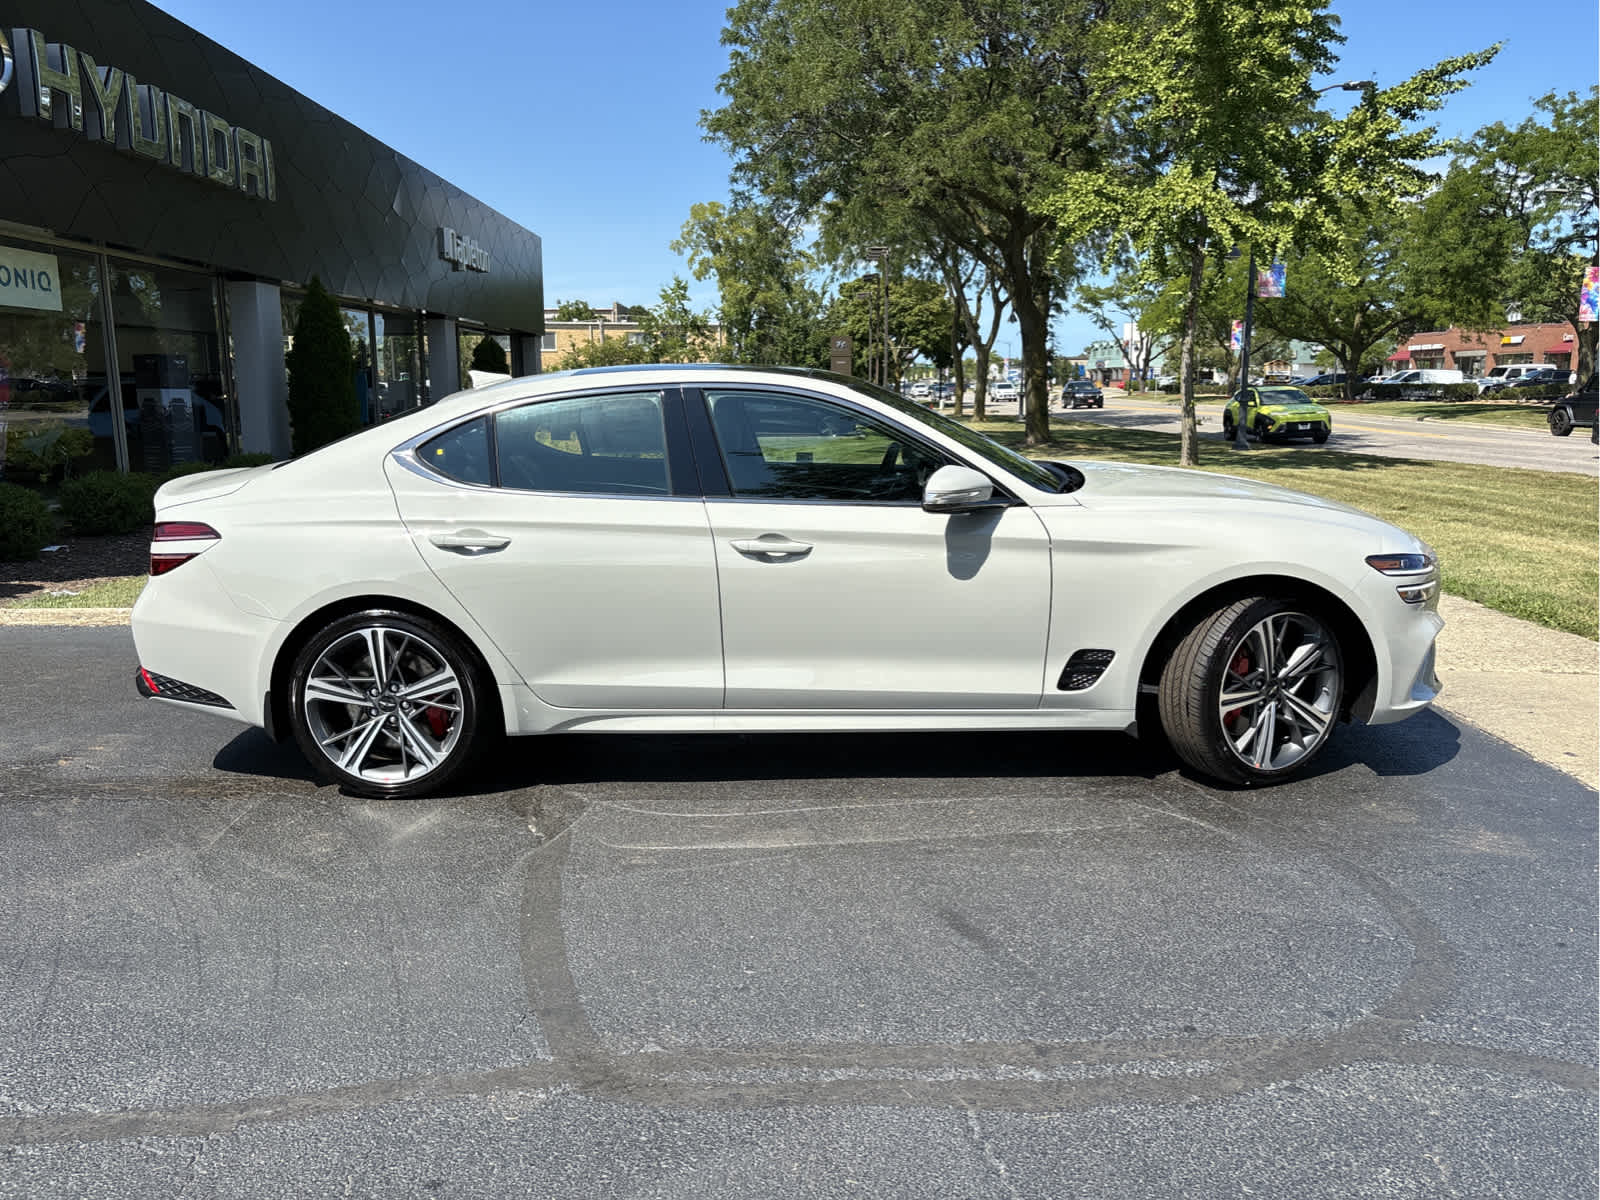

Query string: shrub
287 277 358 456
3 422 95 484
58 470 158 535
223 452 278 469
0 482 56 561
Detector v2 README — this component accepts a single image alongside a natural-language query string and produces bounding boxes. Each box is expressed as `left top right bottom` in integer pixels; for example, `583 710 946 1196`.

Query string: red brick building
1386 322 1580 379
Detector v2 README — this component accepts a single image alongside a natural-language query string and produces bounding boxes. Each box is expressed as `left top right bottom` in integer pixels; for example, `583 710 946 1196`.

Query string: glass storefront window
459 327 509 388
107 258 229 473
375 312 422 421
0 240 106 487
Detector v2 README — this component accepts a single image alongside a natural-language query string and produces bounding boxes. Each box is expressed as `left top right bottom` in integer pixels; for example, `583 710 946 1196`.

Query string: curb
0 607 134 627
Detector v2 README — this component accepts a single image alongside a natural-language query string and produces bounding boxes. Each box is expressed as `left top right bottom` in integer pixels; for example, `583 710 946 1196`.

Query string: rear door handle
731 536 813 559
429 529 511 554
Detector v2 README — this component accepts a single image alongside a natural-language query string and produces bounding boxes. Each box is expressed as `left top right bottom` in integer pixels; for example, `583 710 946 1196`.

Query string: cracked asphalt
0 627 1594 1198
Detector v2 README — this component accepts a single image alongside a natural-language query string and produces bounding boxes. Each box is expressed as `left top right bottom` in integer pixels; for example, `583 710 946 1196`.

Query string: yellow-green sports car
1223 386 1332 444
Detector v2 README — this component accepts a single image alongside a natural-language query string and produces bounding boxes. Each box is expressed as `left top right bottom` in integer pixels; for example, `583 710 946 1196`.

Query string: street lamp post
867 245 890 387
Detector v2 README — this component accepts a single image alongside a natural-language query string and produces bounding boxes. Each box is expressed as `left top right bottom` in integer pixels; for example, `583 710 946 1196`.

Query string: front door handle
731 535 813 559
429 529 511 554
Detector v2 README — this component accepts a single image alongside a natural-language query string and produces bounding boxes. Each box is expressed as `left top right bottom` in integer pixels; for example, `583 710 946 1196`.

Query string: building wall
1388 323 1579 377
0 0 543 331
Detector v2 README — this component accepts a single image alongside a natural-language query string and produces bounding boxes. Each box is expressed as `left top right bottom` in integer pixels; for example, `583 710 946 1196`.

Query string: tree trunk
973 346 990 420
1016 276 1053 446
1179 243 1205 467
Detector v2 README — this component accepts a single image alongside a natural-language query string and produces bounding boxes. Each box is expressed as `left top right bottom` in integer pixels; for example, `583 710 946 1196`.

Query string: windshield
833 376 1063 491
1252 387 1315 405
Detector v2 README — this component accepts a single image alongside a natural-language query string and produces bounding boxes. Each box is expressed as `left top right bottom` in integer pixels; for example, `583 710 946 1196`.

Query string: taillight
150 521 220 575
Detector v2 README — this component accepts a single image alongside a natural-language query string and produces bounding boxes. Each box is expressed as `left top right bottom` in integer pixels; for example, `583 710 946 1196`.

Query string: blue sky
149 0 1597 361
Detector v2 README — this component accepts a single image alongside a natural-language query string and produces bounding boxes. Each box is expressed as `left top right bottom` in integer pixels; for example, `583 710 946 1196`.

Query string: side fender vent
1057 649 1115 692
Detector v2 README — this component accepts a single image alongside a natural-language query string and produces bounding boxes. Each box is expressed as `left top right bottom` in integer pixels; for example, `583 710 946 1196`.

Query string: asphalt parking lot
2 627 1595 1198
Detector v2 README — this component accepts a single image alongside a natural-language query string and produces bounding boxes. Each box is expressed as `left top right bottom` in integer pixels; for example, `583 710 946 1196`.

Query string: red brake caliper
425 707 451 738
1224 651 1251 730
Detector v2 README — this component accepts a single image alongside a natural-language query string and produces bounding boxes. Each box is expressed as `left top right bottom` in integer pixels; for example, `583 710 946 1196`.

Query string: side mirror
922 464 997 513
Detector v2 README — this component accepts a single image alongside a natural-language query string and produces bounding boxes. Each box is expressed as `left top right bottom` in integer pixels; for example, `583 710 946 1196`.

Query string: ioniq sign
1 24 277 201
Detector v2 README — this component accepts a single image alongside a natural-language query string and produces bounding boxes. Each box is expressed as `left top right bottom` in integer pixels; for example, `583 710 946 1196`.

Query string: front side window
495 390 669 495
705 389 945 502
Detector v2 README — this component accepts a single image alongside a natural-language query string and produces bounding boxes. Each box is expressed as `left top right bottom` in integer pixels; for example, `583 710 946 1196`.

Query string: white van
1385 369 1464 386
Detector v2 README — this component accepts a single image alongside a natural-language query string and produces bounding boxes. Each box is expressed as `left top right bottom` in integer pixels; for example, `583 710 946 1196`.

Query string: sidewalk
3 593 1593 789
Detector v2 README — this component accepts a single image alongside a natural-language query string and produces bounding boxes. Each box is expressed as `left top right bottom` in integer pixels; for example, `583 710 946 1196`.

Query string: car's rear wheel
1549 407 1575 437
288 609 486 798
1158 597 1344 786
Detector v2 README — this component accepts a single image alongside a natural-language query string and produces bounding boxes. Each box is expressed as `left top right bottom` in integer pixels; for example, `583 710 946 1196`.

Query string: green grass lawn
970 419 1599 641
13 577 147 609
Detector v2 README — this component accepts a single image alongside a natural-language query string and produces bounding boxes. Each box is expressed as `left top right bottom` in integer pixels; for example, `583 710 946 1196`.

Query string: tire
1158 597 1344 786
1312 428 1329 444
288 609 487 798
1252 417 1271 443
1549 407 1574 437
1222 415 1236 440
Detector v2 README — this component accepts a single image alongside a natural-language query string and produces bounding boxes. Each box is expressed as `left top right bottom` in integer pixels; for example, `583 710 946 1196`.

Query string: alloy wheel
301 624 465 785
1216 611 1341 773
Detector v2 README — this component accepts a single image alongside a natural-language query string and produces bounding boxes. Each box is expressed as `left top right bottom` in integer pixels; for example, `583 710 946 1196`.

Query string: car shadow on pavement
209 716 1461 798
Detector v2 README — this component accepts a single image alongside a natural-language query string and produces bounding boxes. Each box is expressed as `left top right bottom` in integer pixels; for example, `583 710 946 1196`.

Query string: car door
691 385 1053 710
385 387 724 710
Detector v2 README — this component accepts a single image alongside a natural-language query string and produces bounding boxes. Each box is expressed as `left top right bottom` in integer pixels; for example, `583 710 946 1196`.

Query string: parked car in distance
1156 374 1178 392
990 380 1020 401
131 363 1442 797
1505 369 1571 392
1547 375 1598 437
1383 369 1465 387
910 382 931 398
1062 379 1104 409
1476 364 1567 394
1223 386 1332 444
1297 373 1349 387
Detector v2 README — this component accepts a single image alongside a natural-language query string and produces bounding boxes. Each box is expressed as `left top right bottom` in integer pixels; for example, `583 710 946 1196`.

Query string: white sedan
132 365 1443 798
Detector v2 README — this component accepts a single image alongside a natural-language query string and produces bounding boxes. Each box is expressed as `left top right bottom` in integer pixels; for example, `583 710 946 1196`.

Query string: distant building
1386 323 1579 380
540 302 723 365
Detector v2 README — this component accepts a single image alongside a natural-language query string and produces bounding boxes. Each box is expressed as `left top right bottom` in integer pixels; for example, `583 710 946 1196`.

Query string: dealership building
0 0 543 476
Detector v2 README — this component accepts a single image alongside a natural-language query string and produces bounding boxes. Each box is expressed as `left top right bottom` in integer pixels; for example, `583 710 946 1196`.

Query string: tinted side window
705 390 944 502
417 416 492 486
495 391 669 495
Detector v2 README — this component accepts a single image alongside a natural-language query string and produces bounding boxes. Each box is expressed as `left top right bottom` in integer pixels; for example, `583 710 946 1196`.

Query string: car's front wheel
1549 407 1575 437
288 609 487 798
1158 597 1344 786
1312 428 1329 444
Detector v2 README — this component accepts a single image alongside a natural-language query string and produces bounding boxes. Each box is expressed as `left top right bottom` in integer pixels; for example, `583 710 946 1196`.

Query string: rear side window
495 391 669 495
417 417 492 485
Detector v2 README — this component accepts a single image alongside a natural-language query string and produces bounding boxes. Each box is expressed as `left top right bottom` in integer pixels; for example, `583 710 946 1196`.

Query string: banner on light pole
1256 262 1286 299
1230 320 1243 350
1580 265 1599 324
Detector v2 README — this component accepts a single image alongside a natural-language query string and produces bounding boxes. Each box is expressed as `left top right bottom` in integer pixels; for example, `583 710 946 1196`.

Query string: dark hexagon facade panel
0 0 543 332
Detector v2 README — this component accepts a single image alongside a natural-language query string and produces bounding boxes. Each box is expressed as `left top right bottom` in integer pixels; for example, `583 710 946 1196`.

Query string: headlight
1367 552 1440 607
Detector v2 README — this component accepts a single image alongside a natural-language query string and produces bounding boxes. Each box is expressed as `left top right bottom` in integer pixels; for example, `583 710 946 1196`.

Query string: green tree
545 336 655 371
705 0 1106 446
553 299 597 321
469 335 508 374
286 277 357 455
1048 0 1494 463
636 276 713 362
1415 89 1598 376
1254 206 1419 401
672 197 826 366
1074 269 1177 392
